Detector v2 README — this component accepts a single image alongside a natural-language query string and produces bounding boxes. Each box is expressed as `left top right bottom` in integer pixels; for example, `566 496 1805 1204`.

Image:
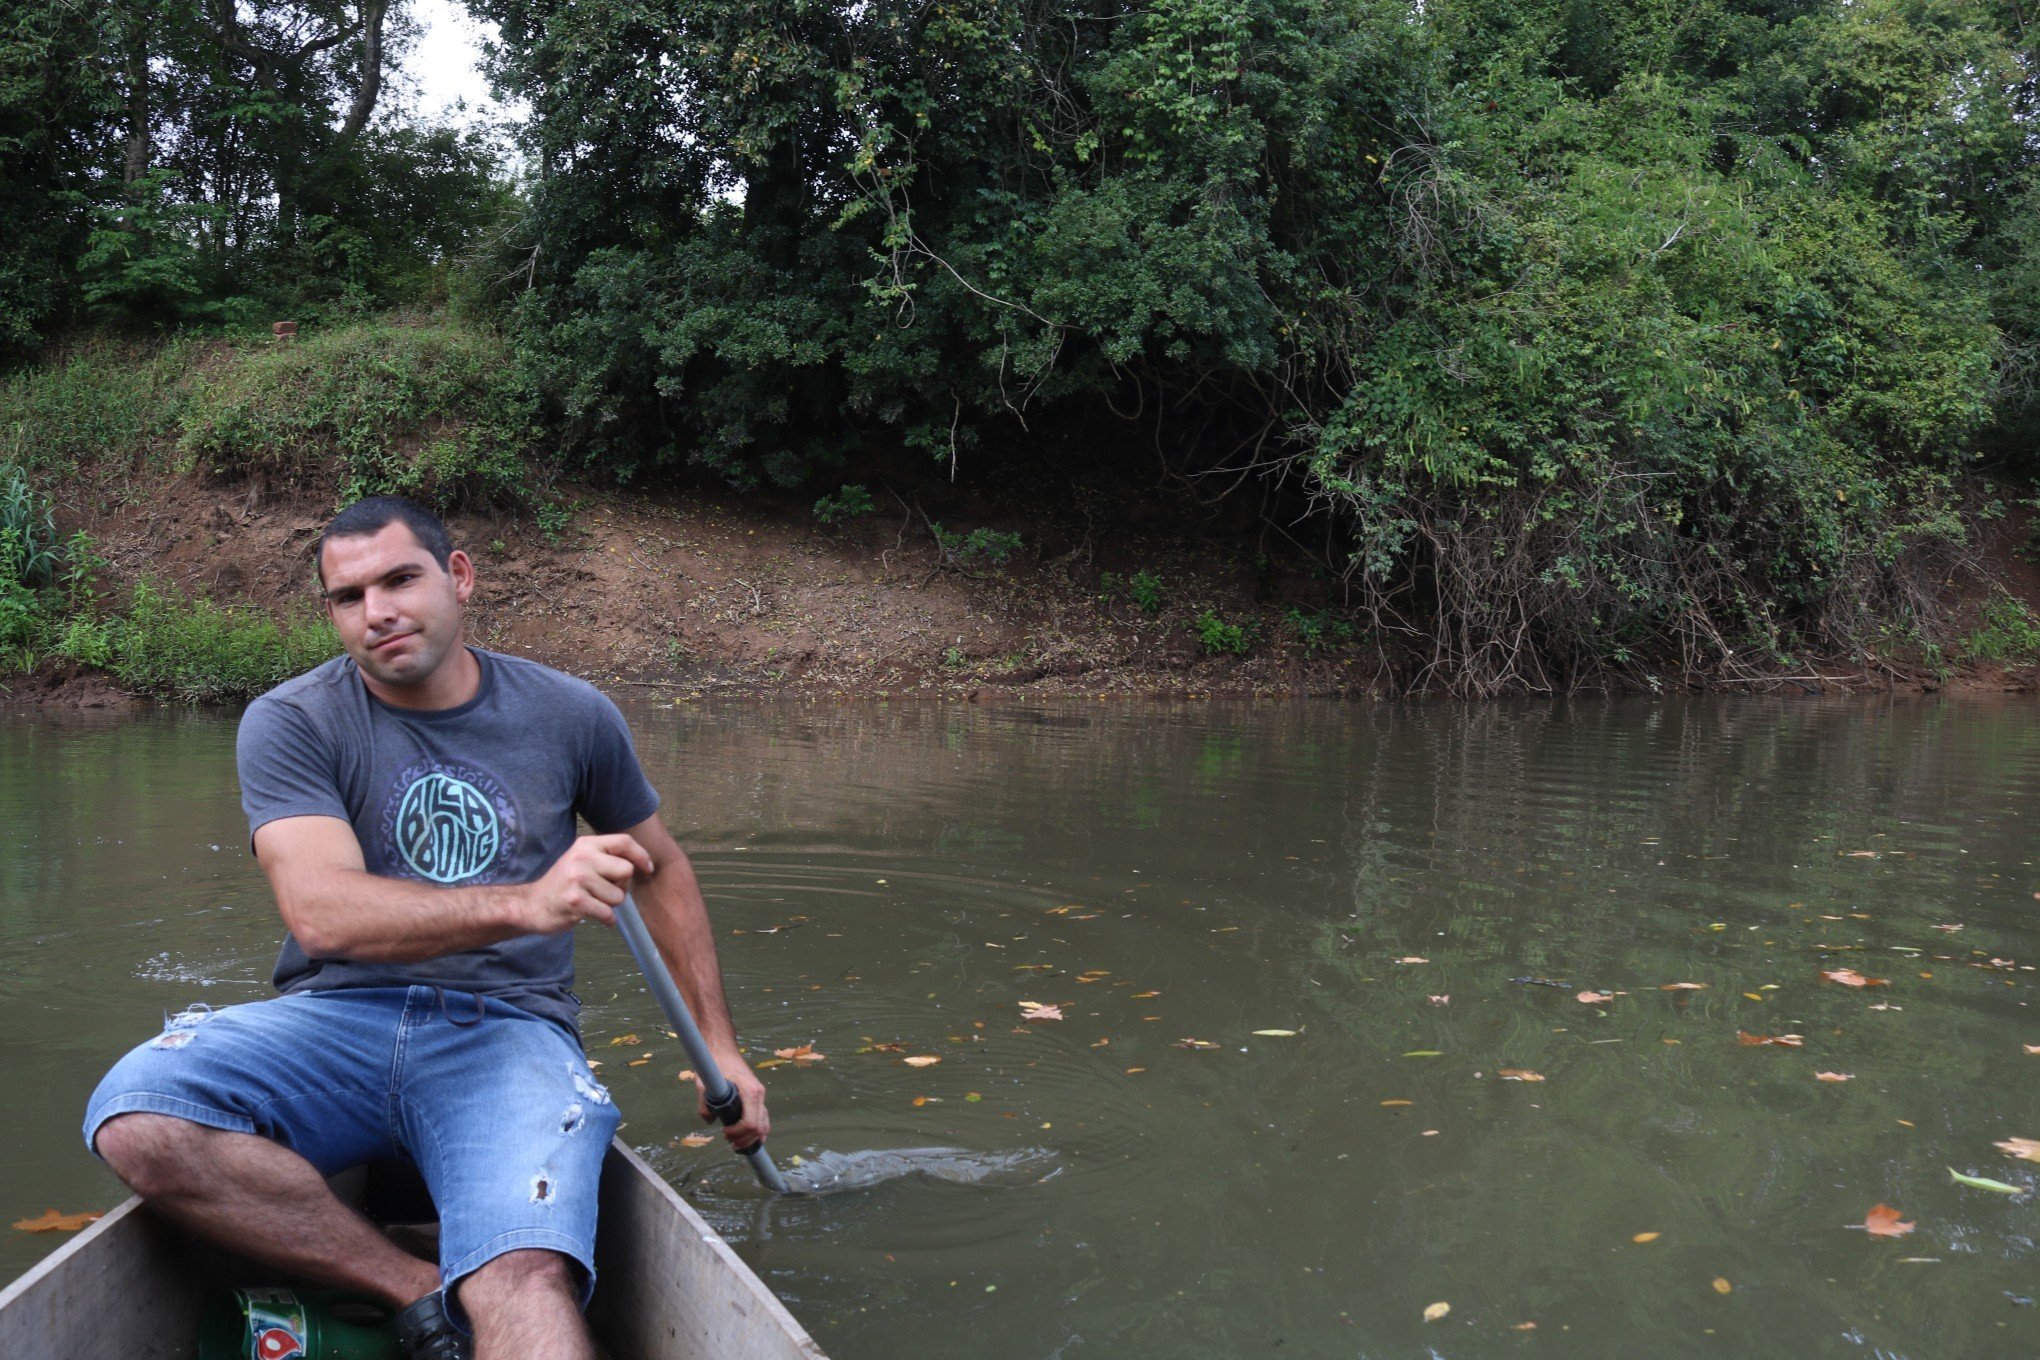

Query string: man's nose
364 588 400 625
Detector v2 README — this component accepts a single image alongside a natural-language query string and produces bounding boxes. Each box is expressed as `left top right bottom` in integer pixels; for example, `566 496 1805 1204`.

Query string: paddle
613 893 792 1194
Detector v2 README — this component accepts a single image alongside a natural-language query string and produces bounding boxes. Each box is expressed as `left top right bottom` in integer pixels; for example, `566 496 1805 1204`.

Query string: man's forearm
280 869 531 962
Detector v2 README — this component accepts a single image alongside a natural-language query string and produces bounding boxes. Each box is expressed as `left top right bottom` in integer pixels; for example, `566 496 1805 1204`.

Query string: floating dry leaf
2025 1044 2040 1055
1820 968 1890 988
1380 1099 1413 1107
1660 982 1708 991
675 1069 697 1083
1862 1204 1915 1238
1395 956 1430 965
1252 1029 1299 1037
609 1034 641 1047
1175 1037 1220 1050
1498 1068 1546 1082
1736 1031 1804 1047
1019 1002 1064 1021
679 1133 714 1149
1843 850 1879 858
772 1043 826 1063
11 1208 101 1234
902 1055 941 1068
1422 1302 1450 1323
1996 1137 2040 1163
1712 1277 1732 1295
1428 994 1450 1006
626 1057 651 1067
1577 990 1614 1004
1132 990 1161 999
1815 1071 1854 1082
1510 1322 1537 1331
1124 1066 1145 1074
1632 1232 1660 1244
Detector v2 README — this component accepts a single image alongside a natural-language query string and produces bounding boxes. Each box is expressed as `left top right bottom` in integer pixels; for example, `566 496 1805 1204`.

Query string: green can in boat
197 1287 403 1360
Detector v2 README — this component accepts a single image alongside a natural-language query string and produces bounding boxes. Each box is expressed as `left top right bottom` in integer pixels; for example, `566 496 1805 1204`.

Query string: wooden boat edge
0 1140 829 1360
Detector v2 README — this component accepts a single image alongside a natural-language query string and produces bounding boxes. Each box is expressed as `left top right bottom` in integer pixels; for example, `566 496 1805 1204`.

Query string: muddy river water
3 697 2036 1358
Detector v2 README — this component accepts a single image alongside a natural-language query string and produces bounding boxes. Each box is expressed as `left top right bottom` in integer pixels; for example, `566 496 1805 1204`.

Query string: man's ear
448 549 476 603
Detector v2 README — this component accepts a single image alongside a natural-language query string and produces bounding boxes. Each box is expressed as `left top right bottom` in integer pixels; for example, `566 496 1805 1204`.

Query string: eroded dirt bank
11 463 2040 711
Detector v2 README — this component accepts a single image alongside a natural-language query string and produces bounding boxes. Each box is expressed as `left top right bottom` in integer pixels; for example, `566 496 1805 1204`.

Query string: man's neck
361 643 483 711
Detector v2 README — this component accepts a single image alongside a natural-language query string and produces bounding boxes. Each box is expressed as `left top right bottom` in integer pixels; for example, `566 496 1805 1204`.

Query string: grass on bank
4 463 335 702
0 314 537 509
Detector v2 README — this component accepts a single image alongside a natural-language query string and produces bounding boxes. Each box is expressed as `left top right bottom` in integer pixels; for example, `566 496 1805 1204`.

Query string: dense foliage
0 0 507 355
472 0 2040 690
7 0 2040 691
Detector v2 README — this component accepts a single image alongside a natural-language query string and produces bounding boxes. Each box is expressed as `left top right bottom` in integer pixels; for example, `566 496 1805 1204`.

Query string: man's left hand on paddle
691 1051 771 1148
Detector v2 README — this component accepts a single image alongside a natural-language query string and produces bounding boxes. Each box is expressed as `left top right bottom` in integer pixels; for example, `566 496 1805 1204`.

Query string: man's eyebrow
321 560 429 597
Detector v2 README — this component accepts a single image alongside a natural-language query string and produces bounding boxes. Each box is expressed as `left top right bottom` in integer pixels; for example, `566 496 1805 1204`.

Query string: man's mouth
369 630 415 653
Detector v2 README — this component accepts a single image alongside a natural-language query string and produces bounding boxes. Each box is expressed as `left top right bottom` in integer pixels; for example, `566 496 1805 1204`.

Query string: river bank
8 454 2040 714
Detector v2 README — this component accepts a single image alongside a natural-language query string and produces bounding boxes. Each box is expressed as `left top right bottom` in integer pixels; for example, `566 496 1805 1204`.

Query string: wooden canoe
0 1139 827 1359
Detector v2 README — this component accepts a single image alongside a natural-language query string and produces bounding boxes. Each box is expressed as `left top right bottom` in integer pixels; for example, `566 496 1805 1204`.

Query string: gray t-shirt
236 647 660 1033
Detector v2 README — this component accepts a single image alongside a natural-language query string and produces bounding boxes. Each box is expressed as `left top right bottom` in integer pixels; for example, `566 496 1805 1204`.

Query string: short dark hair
316 496 455 588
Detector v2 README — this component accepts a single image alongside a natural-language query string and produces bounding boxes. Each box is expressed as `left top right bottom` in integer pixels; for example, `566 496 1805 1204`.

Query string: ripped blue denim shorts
83 986 622 1305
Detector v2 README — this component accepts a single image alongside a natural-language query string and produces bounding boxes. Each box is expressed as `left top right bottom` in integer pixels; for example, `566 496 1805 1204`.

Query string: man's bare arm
253 815 653 962
624 814 771 1146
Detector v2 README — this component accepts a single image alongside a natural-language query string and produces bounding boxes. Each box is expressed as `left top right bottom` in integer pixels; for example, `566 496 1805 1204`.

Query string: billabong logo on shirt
382 761 517 884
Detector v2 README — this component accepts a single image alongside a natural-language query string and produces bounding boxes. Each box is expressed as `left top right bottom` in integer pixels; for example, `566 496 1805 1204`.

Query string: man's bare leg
457 1250 594 1360
94 1112 440 1308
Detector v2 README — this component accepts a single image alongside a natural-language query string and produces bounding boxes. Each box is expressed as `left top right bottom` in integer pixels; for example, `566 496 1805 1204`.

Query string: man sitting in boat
81 496 770 1360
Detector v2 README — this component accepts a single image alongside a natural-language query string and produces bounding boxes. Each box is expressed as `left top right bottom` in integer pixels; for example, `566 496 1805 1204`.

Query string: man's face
319 522 473 693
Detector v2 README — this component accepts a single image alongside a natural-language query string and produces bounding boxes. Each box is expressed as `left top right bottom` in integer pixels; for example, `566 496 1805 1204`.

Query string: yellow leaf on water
903 1055 941 1067
1815 1071 1854 1082
679 1133 714 1148
1862 1203 1915 1238
1660 982 1708 991
1124 1066 1145 1074
12 1209 101 1233
1712 1277 1732 1295
1577 991 1614 1004
674 1069 697 1083
1019 1002 1064 1021
1510 1322 1537 1331
1252 1029 1299 1037
1132 990 1161 999
1632 1232 1660 1243
609 1034 641 1047
1422 1302 1450 1322
1395 956 1430 965
1996 1137 2040 1163
1498 1068 1545 1082
1381 1099 1413 1107
627 1058 650 1067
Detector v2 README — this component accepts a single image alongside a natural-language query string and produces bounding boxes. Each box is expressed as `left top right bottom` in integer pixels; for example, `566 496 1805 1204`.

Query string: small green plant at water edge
1962 592 2040 663
813 484 875 524
1195 610 1255 656
1129 570 1165 615
942 645 967 669
1285 606 1358 655
98 579 337 702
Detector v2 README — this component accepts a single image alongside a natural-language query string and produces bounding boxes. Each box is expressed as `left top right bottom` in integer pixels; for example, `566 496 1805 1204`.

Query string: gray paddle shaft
613 894 791 1194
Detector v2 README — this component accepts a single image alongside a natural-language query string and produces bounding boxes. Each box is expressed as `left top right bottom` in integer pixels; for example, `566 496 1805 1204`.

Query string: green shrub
813 484 876 524
1285 606 1358 655
1129 570 1166 615
1195 609 1255 657
930 523 1023 568
1962 592 2040 664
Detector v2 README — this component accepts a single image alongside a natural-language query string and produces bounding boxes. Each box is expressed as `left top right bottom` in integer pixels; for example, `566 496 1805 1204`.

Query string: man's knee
458 1249 580 1310
94 1112 213 1199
